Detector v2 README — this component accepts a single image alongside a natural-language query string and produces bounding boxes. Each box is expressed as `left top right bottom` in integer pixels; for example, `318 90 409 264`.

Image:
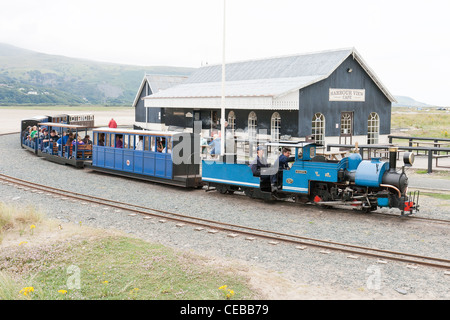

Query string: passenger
51 130 60 141
250 146 270 177
135 136 144 151
83 135 92 145
108 118 117 128
43 130 59 153
209 134 221 158
157 138 165 152
65 135 74 158
30 126 38 139
40 129 49 151
98 133 105 146
73 136 85 145
116 135 123 148
200 133 208 155
162 140 172 154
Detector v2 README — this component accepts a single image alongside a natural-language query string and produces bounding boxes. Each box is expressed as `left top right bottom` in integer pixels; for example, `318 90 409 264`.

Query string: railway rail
1 173 449 272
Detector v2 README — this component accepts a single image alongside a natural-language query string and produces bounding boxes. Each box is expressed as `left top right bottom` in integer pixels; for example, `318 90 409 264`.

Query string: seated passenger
57 131 71 146
135 136 144 150
83 135 92 145
73 136 85 145
157 138 165 152
30 126 38 139
250 146 270 177
162 140 172 154
116 135 123 148
98 133 105 146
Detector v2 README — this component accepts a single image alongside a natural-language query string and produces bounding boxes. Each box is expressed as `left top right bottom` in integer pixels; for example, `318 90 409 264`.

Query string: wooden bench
433 154 450 168
76 144 92 159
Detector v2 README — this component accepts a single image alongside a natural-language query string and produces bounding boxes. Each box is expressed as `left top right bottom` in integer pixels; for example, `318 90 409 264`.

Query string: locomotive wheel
215 185 228 194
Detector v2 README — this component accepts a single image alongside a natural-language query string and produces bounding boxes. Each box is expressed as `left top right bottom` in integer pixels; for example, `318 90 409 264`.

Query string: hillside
393 95 432 108
0 43 195 106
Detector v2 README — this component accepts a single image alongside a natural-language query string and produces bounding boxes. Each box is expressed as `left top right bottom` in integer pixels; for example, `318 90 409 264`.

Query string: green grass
391 109 450 139
0 203 255 300
2 236 254 300
419 192 450 201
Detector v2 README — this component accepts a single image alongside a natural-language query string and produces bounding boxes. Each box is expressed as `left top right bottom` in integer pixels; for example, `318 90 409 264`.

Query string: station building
136 48 396 147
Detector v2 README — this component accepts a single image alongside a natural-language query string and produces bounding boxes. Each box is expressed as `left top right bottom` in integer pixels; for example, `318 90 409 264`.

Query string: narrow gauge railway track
1 173 450 271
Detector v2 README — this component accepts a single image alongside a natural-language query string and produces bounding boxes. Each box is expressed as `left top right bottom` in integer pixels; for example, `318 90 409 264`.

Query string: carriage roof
92 127 191 137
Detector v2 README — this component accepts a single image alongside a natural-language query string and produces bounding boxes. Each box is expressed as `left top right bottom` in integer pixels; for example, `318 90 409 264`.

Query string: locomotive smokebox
403 152 415 167
389 147 398 171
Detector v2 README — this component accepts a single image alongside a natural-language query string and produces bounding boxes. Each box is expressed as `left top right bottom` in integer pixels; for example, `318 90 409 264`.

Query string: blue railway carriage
36 122 93 168
88 128 202 188
202 142 419 215
21 115 50 153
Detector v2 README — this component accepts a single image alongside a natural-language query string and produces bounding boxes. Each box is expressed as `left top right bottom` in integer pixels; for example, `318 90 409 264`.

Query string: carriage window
94 132 98 145
150 136 156 152
144 136 150 151
165 138 172 154
111 134 116 147
129 135 134 149
105 133 110 147
156 137 166 152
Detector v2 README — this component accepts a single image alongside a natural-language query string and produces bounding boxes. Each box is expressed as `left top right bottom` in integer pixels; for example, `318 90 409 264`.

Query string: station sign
329 88 365 102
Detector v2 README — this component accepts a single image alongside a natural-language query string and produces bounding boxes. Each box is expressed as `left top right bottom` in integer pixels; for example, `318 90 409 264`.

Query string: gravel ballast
1 134 449 299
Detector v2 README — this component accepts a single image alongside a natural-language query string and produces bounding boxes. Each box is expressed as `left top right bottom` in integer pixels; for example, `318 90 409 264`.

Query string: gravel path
1 134 449 299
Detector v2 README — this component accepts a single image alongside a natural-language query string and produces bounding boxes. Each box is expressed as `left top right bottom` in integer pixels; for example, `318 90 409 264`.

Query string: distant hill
0 43 195 106
393 95 432 108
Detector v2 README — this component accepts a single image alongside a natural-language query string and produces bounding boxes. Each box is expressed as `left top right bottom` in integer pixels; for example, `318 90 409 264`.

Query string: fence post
428 150 433 173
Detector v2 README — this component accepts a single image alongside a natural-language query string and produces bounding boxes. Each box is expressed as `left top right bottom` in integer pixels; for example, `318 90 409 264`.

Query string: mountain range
0 43 434 108
0 43 195 106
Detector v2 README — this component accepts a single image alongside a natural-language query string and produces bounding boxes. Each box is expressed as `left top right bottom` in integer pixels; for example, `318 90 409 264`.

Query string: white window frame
312 112 325 145
271 112 281 142
367 112 380 144
248 111 257 140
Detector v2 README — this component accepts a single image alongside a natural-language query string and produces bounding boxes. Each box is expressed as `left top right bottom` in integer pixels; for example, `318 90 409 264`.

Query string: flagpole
220 0 226 157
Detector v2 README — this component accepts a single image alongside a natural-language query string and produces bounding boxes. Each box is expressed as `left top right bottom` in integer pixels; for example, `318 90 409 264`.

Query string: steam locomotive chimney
389 147 398 171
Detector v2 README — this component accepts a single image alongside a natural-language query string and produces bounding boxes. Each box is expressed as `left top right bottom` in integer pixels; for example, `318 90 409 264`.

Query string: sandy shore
0 107 135 134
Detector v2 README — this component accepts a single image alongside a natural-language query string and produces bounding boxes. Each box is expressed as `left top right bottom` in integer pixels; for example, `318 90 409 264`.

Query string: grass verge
0 203 256 300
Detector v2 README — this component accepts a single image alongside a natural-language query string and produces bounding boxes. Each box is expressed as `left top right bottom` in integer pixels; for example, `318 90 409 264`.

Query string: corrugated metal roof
145 76 319 99
146 74 188 93
132 74 188 107
144 48 396 104
184 48 352 83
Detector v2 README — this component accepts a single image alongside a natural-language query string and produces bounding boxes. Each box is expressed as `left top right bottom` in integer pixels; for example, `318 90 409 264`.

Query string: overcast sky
1 0 450 106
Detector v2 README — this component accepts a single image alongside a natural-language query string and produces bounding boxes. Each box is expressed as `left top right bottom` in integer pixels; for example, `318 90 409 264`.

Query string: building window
367 112 379 144
312 113 325 145
340 112 352 136
248 111 257 140
227 111 236 134
271 112 281 141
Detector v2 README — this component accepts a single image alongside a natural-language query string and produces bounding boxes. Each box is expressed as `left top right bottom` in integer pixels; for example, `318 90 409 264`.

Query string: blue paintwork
355 158 388 187
202 160 260 188
92 144 173 180
377 197 389 207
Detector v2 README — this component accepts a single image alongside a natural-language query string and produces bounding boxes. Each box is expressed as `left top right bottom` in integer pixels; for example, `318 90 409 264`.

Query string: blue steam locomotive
203 141 418 215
